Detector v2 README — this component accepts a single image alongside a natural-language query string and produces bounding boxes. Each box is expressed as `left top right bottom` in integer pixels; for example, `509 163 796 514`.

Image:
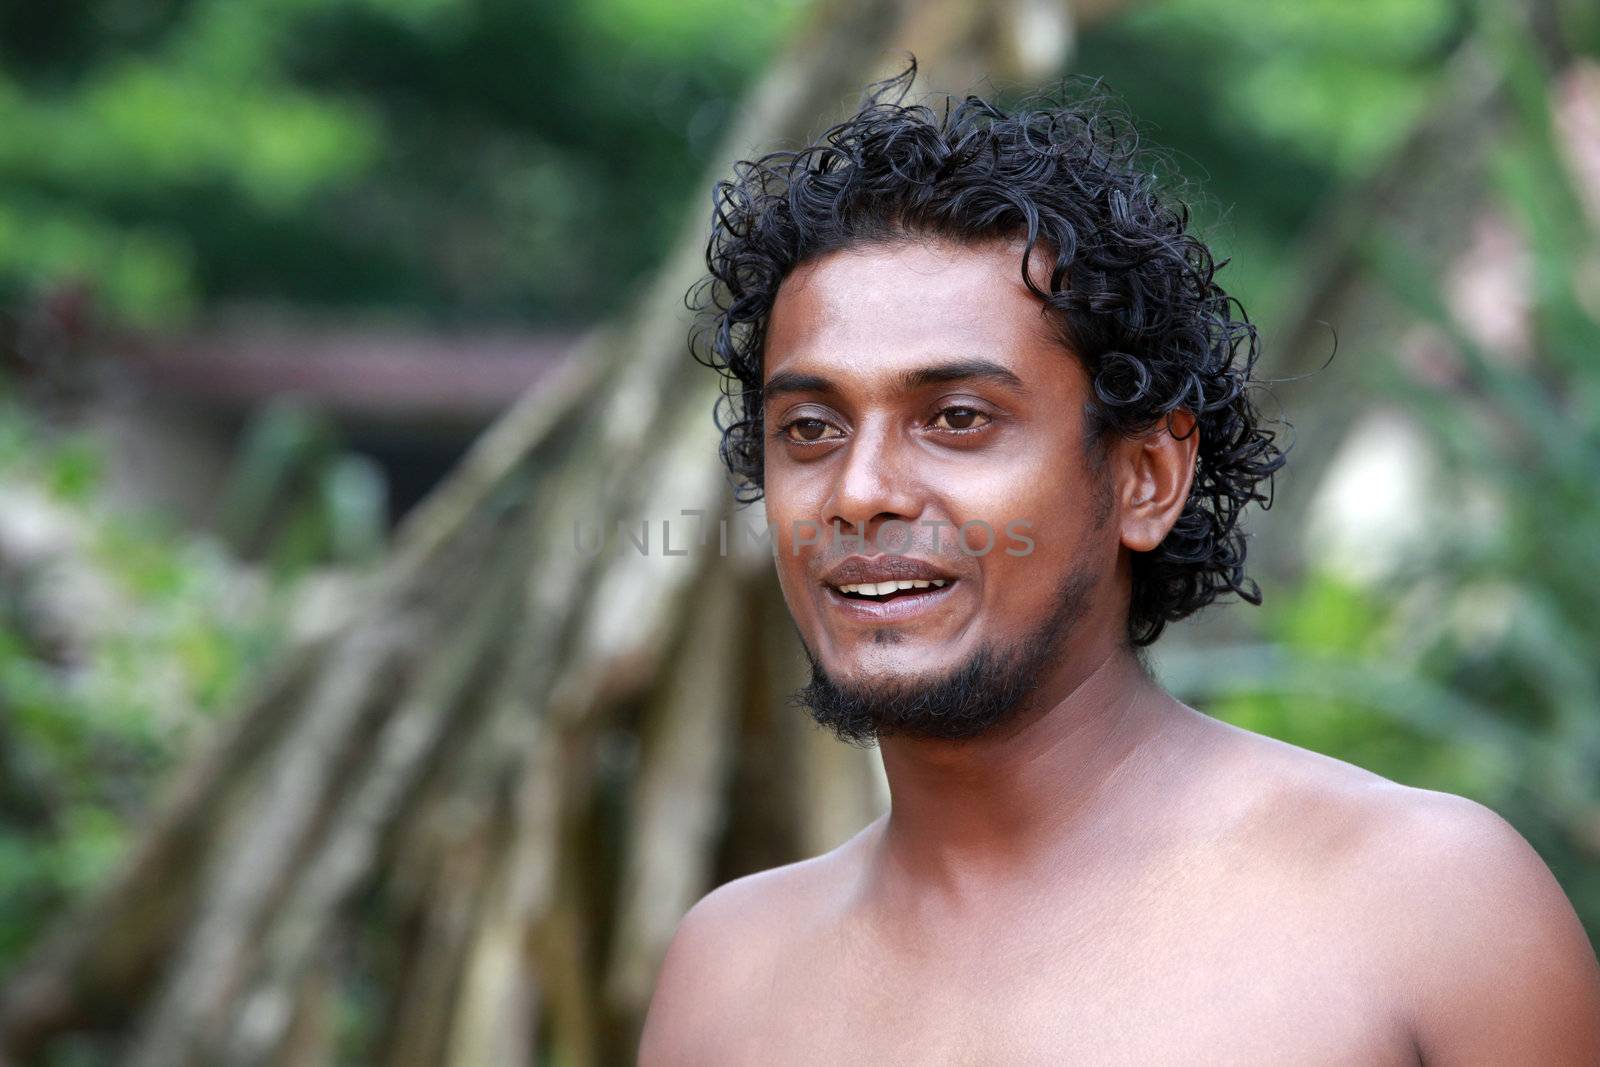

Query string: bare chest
711 885 1415 1066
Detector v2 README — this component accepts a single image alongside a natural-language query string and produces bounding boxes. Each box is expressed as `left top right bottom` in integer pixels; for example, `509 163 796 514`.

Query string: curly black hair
690 62 1287 647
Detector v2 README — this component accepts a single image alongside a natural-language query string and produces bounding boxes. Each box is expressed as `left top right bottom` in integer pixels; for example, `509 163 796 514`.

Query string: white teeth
836 578 950 596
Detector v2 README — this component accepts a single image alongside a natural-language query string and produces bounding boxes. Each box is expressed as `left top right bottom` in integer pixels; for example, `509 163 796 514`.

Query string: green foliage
217 399 388 576
0 393 290 974
0 0 798 327
1194 11 1600 936
1075 0 1459 325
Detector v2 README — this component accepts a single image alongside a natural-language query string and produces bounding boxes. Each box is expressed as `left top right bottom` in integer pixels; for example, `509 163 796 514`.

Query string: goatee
789 565 1097 746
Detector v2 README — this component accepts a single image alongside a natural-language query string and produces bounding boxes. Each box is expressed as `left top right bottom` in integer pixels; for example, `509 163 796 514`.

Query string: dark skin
639 238 1600 1065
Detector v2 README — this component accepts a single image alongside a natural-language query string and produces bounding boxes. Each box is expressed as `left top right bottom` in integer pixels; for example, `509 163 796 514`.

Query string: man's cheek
950 509 1037 559
788 517 824 558
956 519 1000 557
765 508 816 608
1004 518 1036 558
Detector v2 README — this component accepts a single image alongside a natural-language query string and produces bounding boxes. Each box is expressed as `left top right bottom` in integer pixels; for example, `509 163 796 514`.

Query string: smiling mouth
821 575 959 623
831 579 950 602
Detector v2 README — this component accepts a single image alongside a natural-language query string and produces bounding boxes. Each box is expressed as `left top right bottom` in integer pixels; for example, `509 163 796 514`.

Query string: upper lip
820 555 957 588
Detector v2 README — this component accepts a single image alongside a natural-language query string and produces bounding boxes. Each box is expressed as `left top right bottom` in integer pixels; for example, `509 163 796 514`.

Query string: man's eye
931 407 991 431
783 417 840 442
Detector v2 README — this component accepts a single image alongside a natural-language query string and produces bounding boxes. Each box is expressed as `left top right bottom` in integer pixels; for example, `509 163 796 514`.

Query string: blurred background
0 0 1597 1064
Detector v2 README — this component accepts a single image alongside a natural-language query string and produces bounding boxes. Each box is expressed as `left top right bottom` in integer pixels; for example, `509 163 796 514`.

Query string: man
640 67 1600 1064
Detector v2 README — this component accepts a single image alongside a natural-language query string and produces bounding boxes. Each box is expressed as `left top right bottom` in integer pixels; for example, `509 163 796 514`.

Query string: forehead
763 238 1072 390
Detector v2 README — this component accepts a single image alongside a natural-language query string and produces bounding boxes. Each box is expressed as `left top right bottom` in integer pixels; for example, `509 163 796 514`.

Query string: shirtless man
639 70 1600 1065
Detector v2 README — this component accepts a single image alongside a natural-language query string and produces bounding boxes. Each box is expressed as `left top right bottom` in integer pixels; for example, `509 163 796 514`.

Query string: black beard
789 565 1098 746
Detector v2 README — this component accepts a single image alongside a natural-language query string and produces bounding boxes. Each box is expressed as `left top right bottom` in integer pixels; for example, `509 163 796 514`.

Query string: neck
867 642 1203 902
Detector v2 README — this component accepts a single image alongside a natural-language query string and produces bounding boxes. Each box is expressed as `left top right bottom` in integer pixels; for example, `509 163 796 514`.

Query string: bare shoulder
1349 784 1600 1064
1207 717 1600 1064
637 825 874 1065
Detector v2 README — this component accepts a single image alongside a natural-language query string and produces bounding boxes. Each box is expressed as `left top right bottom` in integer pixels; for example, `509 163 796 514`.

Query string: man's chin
789 642 1039 747
789 564 1097 746
809 659 946 699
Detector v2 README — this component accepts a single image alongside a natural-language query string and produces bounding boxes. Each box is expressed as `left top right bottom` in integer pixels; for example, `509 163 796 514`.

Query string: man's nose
825 420 923 544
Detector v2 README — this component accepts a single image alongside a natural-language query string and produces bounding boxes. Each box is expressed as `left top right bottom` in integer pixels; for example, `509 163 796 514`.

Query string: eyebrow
764 358 1028 400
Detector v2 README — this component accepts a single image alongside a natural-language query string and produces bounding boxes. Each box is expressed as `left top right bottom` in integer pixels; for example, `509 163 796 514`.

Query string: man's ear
1115 409 1199 553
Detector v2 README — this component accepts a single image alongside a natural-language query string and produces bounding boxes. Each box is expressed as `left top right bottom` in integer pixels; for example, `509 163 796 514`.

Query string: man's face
761 237 1130 743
